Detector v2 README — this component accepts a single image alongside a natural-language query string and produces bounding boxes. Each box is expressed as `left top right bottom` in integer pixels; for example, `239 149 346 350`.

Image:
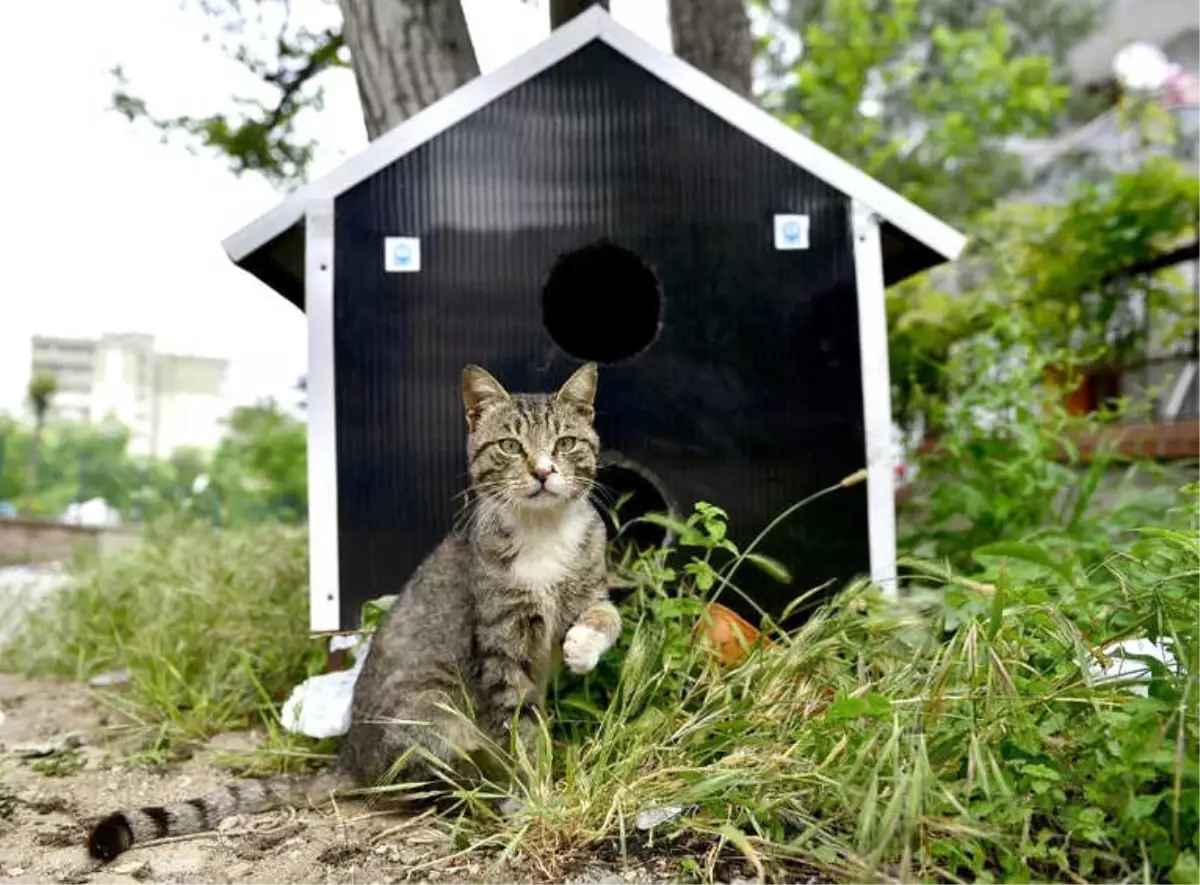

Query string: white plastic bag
280 633 371 739
1089 637 1177 696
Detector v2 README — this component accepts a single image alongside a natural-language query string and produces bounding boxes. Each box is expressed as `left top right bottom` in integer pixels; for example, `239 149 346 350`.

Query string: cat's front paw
562 625 606 674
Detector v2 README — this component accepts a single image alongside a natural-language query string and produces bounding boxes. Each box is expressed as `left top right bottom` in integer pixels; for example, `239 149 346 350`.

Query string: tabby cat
87 362 621 860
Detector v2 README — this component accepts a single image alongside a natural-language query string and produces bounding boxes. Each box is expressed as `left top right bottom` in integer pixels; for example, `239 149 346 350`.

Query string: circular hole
542 240 663 363
591 459 672 551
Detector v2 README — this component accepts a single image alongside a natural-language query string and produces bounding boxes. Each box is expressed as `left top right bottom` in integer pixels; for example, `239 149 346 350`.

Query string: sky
0 0 671 419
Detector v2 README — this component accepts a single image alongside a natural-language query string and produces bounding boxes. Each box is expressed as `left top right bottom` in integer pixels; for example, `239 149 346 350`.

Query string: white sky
0 0 670 418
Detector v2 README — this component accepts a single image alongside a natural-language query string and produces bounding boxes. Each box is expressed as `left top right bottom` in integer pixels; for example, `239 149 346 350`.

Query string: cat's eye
498 438 522 455
554 436 578 454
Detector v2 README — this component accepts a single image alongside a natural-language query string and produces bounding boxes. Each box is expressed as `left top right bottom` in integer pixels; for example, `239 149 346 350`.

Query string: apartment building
29 333 229 458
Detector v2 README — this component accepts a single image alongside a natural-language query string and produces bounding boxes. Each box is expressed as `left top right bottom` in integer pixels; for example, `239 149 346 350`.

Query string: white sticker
773 214 810 250
384 237 421 272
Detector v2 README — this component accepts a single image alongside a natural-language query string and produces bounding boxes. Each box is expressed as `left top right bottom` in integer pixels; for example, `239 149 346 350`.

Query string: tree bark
550 0 609 29
24 415 44 513
338 0 481 140
669 0 754 97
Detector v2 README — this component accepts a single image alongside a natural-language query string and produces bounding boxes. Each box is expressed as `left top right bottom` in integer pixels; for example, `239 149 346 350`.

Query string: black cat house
223 7 966 632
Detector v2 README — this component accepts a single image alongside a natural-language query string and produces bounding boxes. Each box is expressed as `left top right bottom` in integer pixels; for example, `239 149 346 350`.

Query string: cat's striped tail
87 771 347 861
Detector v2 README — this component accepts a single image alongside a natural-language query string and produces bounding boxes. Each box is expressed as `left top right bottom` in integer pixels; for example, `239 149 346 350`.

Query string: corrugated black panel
333 41 869 628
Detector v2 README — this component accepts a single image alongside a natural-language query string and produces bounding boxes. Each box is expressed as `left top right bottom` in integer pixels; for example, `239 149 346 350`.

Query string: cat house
223 7 966 632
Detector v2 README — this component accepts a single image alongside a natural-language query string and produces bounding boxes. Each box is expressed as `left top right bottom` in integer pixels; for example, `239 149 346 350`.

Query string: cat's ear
555 362 598 420
462 365 510 429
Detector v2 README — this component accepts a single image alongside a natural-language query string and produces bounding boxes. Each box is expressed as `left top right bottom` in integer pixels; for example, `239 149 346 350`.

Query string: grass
1 487 1196 883
400 486 1199 884
0 519 324 754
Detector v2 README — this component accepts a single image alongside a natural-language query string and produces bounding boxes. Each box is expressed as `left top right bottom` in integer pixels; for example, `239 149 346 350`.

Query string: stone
146 844 211 878
12 732 90 759
110 859 149 879
39 846 96 880
87 669 131 688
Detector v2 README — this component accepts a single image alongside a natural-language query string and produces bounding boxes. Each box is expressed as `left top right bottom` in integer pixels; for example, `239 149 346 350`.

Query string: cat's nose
534 456 555 481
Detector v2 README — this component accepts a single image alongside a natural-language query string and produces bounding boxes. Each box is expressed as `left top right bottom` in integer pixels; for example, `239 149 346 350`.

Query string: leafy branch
110 0 347 188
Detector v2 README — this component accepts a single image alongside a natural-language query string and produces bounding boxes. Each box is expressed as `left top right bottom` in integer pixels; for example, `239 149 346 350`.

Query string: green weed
2 440 1195 883
0 519 324 750
371 487 1199 884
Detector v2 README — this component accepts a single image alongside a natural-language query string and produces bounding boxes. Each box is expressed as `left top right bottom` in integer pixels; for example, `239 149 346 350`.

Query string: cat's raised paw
562 625 605 674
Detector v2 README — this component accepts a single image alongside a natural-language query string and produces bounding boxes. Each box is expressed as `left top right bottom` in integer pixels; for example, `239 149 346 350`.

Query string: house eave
223 6 966 295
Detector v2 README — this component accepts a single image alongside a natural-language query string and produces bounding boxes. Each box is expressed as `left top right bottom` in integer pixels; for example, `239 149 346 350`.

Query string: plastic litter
62 497 122 527
280 633 371 738
1089 637 1177 696
635 804 684 831
88 668 131 688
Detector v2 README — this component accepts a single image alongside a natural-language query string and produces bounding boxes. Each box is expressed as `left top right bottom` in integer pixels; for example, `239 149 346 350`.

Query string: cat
87 362 622 861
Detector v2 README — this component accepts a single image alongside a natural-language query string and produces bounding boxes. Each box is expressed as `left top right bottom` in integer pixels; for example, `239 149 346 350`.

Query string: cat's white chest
507 505 591 593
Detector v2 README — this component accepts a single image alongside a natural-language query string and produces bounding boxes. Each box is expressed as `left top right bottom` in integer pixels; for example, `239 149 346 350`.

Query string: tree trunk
669 0 753 97
338 0 481 140
24 415 44 512
550 0 609 29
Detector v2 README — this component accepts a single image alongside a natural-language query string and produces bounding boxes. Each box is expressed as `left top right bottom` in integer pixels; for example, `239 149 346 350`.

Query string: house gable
223 7 965 309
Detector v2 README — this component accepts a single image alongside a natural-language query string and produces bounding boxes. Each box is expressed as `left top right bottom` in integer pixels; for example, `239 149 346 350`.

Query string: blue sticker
773 214 810 250
384 236 421 272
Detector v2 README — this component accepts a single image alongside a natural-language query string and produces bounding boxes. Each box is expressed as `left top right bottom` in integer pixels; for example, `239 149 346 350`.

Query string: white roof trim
223 6 966 265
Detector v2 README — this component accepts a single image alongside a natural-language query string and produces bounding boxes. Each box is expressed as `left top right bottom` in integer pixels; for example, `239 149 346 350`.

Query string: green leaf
972 541 1075 586
1169 852 1200 885
825 695 869 723
1018 764 1061 782
865 692 892 717
744 552 793 584
632 511 690 537
825 692 891 724
361 594 397 632
1125 793 1163 821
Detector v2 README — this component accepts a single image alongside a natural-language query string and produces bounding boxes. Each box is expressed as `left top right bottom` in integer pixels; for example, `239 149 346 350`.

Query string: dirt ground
0 674 679 885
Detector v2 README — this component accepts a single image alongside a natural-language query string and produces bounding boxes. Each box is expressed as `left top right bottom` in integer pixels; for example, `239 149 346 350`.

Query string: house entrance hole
542 241 662 363
592 458 672 553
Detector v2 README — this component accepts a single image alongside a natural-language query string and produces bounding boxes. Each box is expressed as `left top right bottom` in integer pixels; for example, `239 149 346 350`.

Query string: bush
900 317 1186 571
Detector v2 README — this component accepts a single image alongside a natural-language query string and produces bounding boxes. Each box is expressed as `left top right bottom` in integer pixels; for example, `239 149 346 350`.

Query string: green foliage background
0 400 307 527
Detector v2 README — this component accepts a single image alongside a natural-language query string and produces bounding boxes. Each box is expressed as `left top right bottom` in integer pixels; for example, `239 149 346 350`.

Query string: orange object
1044 363 1120 417
696 602 772 666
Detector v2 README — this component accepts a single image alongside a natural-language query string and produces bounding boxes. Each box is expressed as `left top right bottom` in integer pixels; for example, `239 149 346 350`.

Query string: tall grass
0 521 322 747
2 490 1195 883
400 486 1199 884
